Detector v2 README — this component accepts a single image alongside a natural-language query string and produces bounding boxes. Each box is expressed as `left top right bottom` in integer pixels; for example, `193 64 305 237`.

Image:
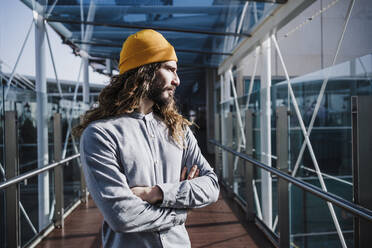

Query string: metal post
352 96 372 247
80 163 88 204
82 0 96 106
206 69 216 154
276 106 289 247
260 38 272 228
245 109 255 221
83 57 90 104
214 114 221 177
53 113 64 228
35 11 50 231
105 58 111 75
226 112 234 192
5 111 20 248
79 116 88 203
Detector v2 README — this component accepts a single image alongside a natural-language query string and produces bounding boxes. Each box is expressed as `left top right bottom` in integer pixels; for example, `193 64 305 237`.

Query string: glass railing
0 84 88 247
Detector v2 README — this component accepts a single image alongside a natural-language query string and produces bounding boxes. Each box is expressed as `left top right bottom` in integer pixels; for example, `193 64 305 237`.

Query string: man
73 29 220 247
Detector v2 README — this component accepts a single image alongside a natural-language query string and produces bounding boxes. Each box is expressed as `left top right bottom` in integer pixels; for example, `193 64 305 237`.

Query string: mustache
164 86 176 91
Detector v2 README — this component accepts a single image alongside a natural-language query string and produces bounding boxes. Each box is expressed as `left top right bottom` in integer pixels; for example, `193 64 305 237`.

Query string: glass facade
216 0 372 247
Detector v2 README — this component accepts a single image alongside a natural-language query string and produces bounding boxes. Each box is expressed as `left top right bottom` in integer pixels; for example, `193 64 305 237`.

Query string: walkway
37 193 272 248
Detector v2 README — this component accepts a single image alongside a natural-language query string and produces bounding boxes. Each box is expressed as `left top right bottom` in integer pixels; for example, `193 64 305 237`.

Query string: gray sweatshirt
80 111 220 247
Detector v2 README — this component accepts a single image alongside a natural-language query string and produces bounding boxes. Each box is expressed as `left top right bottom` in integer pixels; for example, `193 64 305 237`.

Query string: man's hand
180 165 200 181
131 186 163 204
131 165 200 204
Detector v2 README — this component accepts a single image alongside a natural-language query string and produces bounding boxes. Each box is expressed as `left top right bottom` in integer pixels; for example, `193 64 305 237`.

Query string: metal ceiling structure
20 0 280 78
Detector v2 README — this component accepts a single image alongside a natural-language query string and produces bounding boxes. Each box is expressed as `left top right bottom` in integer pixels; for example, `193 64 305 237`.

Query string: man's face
148 61 180 106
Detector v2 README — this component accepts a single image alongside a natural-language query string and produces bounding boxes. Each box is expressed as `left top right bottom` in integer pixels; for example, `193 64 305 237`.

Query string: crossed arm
131 165 200 204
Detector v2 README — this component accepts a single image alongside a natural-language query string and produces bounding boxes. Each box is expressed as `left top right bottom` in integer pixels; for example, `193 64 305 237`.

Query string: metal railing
0 154 80 191
209 140 372 222
0 112 87 248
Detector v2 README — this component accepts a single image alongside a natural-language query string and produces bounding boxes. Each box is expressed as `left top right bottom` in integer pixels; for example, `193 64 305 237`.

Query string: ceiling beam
73 41 232 56
248 0 287 3
46 18 251 37
88 53 216 69
51 6 241 15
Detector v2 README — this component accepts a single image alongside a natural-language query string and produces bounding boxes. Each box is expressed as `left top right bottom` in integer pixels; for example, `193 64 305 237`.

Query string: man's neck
137 97 154 115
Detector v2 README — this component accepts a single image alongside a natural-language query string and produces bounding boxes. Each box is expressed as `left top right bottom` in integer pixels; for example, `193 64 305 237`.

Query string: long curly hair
72 62 191 146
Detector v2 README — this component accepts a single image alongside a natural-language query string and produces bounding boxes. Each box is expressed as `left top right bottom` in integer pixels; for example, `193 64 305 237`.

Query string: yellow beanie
119 29 178 74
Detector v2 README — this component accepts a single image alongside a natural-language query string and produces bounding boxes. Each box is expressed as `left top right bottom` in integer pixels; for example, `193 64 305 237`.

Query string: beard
147 78 175 106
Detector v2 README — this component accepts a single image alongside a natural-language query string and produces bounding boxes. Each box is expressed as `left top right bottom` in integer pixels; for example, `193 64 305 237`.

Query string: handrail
0 153 80 191
210 139 372 222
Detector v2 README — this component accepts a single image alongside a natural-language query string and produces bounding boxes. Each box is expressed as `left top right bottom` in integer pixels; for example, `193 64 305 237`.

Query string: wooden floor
37 194 273 248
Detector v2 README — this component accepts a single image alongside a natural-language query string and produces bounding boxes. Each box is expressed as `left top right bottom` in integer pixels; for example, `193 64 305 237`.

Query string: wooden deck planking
186 194 273 248
37 199 103 248
37 194 272 248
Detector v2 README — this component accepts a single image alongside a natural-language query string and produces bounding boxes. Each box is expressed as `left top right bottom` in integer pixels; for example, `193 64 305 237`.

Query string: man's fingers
180 166 187 181
195 169 200 178
188 165 198 180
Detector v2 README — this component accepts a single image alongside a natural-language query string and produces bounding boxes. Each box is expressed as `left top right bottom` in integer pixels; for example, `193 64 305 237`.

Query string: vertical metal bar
53 113 64 228
276 106 289 248
83 57 90 104
5 111 20 248
214 114 221 177
35 12 50 231
80 163 88 204
79 116 88 204
351 96 359 248
105 58 112 75
220 74 228 183
206 69 216 154
245 109 255 221
352 96 372 247
82 0 96 105
226 112 234 192
260 37 272 228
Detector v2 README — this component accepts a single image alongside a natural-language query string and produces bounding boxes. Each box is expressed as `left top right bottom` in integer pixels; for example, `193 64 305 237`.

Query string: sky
0 0 109 85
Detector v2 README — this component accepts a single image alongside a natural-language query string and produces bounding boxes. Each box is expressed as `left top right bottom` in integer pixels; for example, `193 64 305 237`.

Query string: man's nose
172 73 180 87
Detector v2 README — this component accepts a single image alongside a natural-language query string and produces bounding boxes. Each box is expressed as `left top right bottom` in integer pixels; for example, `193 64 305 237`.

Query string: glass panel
290 184 354 247
281 54 372 248
17 96 41 247
60 103 83 210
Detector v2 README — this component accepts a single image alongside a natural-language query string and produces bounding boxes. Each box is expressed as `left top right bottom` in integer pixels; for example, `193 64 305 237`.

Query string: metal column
245 109 255 221
82 0 96 106
53 113 64 228
83 57 90 104
79 116 88 203
214 114 222 177
276 106 289 248
260 38 272 228
226 112 234 192
352 96 372 247
35 12 50 231
206 68 217 154
5 111 20 248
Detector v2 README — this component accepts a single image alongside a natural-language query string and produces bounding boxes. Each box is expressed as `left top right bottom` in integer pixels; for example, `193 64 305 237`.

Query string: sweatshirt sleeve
80 124 187 233
156 128 220 209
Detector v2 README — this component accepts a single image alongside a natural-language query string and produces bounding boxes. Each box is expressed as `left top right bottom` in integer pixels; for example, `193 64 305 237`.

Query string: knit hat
119 29 178 74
